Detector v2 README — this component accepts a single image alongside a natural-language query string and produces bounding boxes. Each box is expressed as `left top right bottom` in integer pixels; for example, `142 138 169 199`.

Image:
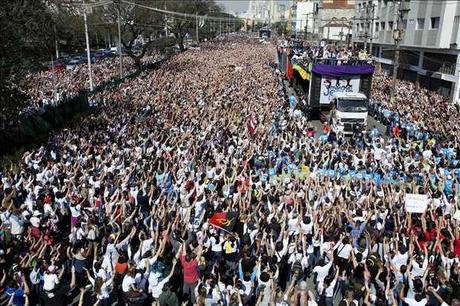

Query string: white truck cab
330 92 368 135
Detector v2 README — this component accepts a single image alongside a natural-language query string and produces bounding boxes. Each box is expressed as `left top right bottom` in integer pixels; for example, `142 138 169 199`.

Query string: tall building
287 0 354 41
319 0 355 43
247 0 286 24
353 0 460 104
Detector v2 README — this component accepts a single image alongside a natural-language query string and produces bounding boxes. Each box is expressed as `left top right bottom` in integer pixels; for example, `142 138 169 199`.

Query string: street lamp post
391 28 402 103
83 2 94 91
116 1 123 79
390 0 410 103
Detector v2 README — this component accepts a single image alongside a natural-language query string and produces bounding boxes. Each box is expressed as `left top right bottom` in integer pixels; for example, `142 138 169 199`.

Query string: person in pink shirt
177 242 203 304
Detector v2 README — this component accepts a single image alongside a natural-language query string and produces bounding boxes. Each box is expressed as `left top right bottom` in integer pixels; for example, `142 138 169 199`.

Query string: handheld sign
405 194 428 213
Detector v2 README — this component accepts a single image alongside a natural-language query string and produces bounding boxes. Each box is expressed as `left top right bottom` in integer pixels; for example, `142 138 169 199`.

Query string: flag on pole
209 212 237 233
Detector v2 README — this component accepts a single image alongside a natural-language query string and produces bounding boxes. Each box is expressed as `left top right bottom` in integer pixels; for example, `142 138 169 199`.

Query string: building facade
246 0 286 25
353 0 460 104
319 0 355 43
287 0 355 42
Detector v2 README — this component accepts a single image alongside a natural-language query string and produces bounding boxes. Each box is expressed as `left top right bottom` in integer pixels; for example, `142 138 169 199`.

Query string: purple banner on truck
312 64 374 77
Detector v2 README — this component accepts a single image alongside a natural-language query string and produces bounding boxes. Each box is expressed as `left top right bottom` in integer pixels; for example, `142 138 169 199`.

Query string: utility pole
196 13 199 42
369 4 376 55
51 56 57 104
363 3 369 51
304 13 310 40
352 6 379 53
312 12 316 41
53 24 59 59
107 27 111 48
219 18 222 37
83 2 93 91
116 0 123 79
390 0 410 103
164 2 168 37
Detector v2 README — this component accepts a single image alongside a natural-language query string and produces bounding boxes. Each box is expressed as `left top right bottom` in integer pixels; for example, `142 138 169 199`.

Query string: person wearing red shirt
177 242 203 304
392 123 401 138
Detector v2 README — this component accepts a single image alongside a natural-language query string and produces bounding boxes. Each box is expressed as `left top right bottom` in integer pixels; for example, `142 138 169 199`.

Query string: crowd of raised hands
0 35 459 306
2 54 162 126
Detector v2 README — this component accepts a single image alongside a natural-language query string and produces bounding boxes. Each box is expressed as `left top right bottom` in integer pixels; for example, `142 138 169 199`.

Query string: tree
166 0 223 51
0 0 56 111
105 1 161 71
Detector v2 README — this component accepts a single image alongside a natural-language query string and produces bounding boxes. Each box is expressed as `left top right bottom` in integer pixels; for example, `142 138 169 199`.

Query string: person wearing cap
29 210 42 238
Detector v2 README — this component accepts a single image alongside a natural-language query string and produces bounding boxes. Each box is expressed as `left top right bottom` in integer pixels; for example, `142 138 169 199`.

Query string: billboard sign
319 76 361 104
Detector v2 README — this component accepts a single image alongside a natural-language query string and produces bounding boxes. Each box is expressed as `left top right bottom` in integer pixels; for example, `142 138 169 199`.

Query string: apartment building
288 0 355 41
353 0 460 104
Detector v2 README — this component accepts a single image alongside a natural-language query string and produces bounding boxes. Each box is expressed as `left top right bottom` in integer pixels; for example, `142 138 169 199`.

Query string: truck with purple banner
309 61 374 134
308 60 374 109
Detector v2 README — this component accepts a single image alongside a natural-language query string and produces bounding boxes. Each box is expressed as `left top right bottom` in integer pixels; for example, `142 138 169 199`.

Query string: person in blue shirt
289 95 297 109
5 278 29 306
348 212 373 240
370 126 380 138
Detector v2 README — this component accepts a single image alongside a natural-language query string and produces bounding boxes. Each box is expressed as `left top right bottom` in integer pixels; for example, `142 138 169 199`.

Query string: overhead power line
120 0 243 23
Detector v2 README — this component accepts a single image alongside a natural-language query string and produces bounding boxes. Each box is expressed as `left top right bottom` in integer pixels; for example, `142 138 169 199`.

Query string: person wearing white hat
29 210 42 238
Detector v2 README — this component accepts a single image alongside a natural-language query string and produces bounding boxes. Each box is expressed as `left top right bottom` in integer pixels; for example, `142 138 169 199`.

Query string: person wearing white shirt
85 268 113 303
43 266 60 296
149 259 177 299
122 270 137 293
400 284 428 306
312 255 333 290
8 212 25 236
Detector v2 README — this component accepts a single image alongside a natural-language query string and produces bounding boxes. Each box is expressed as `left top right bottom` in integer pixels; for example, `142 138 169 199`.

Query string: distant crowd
2 54 161 128
370 70 459 143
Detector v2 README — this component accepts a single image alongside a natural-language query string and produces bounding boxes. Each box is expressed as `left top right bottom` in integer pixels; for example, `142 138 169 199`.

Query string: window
375 22 379 32
388 21 394 29
381 21 386 30
402 19 408 29
430 17 440 29
416 18 425 30
455 16 460 23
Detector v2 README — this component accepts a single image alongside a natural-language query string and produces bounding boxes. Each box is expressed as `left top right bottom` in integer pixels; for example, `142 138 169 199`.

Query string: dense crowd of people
280 40 371 68
370 70 460 143
2 54 162 127
1 36 460 306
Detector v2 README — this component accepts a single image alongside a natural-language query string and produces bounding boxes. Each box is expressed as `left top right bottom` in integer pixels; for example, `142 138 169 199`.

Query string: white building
247 0 285 24
353 0 460 104
294 1 316 36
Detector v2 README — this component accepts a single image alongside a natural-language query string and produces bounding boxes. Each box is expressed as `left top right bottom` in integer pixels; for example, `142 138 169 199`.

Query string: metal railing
312 58 374 66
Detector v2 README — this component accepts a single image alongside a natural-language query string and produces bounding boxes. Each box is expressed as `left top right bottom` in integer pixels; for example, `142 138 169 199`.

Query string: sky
216 0 291 14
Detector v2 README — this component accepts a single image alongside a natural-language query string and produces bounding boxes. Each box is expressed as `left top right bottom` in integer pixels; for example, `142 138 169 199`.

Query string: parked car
66 59 80 70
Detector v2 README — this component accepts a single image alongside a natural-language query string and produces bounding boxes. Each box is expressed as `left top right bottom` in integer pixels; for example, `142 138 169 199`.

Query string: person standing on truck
323 122 331 134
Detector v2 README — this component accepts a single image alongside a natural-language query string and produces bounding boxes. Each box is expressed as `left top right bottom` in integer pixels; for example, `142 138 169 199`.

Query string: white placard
405 194 428 213
319 76 361 105
453 210 460 221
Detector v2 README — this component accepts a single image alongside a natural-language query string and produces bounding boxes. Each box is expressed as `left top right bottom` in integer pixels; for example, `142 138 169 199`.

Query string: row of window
357 16 460 32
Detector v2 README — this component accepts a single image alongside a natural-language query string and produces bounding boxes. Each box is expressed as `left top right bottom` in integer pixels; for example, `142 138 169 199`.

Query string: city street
1 1 460 306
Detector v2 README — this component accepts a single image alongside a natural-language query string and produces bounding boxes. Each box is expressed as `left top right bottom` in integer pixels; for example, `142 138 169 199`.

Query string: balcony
437 64 456 75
